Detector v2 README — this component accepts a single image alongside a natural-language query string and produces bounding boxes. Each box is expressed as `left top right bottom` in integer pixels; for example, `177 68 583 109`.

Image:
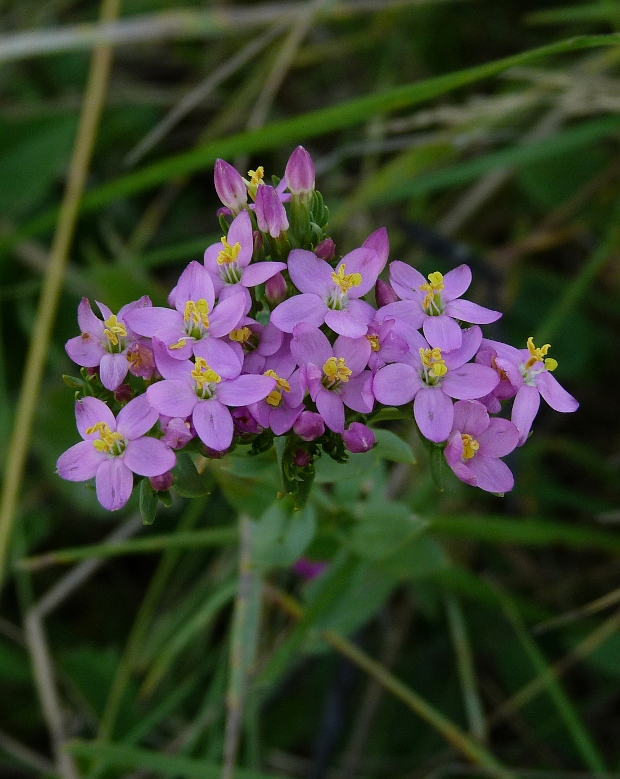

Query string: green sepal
139 479 158 525
275 435 317 510
171 452 211 498
218 213 230 236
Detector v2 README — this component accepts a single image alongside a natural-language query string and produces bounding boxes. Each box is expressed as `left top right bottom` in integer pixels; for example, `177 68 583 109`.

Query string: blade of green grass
500 593 607 773
5 33 620 255
526 4 620 26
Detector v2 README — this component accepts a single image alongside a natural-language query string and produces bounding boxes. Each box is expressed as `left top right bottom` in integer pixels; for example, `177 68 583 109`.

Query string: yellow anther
525 336 553 370
246 166 264 200
85 422 124 454
366 334 381 352
419 271 445 310
461 433 480 460
217 237 241 265
183 299 210 329
544 358 558 372
265 369 291 393
419 347 447 378
264 369 290 407
266 390 282 407
191 357 221 390
168 338 187 350
331 264 362 294
322 356 352 384
103 314 127 347
229 327 252 343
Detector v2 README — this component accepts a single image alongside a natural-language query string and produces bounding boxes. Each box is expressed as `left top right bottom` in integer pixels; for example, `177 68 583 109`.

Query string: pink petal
118 295 152 322
477 418 519 458
270 403 304 436
334 335 371 376
124 307 180 338
423 314 463 352
340 371 374 413
414 387 454 443
227 210 253 268
442 364 499 400
117 394 159 440
288 249 333 296
192 399 234 451
337 247 383 297
76 396 116 439
175 261 215 312
452 399 489 437
65 333 104 367
389 261 425 301
217 374 276 406
99 352 129 391
209 293 245 337
271 294 327 333
444 430 465 468
56 440 104 481
442 264 471 301
193 337 242 379
535 371 579 413
96 458 134 511
290 323 332 369
316 388 345 433
443 326 483 370
362 227 389 272
445 298 501 325
379 300 426 330
512 384 540 446
324 308 368 338
466 455 514 493
152 338 194 381
241 261 287 287
346 298 375 326
123 437 176 477
77 298 104 335
219 284 252 317
258 322 284 356
147 380 198 419
372 363 421 406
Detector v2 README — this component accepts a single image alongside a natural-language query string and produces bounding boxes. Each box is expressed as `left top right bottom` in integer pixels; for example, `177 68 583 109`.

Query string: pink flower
484 337 579 445
56 395 176 511
291 323 373 433
343 422 375 453
372 327 499 443
247 352 305 436
65 297 152 391
444 400 519 493
388 262 501 352
285 146 315 195
214 159 248 215
255 184 289 238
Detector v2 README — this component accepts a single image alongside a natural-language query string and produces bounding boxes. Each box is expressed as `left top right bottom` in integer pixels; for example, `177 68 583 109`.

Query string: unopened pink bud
149 471 174 492
285 146 315 195
265 272 287 307
292 448 312 467
294 411 325 441
363 227 389 271
161 417 194 449
342 422 375 454
375 279 399 307
314 238 335 261
232 407 262 435
255 185 289 238
214 159 247 214
113 384 133 403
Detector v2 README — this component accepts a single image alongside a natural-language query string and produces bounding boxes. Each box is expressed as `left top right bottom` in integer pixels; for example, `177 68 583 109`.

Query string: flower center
191 357 221 399
419 346 447 384
103 315 127 353
169 299 210 350
246 166 264 200
217 237 241 266
419 271 444 314
366 334 381 352
229 327 252 344
524 336 557 372
461 433 479 460
331 264 362 295
86 422 125 455
264 369 291 407
321 357 352 390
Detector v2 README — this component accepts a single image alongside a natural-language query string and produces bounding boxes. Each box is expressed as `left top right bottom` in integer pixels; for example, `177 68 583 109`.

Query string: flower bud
149 471 174 492
265 272 288 308
202 445 227 459
113 384 133 403
232 407 262 436
214 159 247 215
161 417 194 449
294 411 325 441
252 229 263 256
285 146 315 195
375 279 399 307
255 185 289 238
314 238 335 261
292 448 312 467
342 422 375 453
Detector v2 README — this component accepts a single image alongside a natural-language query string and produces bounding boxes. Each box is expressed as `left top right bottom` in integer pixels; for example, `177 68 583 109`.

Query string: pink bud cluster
58 146 578 509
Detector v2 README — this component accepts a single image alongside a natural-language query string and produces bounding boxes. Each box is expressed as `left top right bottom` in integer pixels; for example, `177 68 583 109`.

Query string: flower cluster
57 146 578 510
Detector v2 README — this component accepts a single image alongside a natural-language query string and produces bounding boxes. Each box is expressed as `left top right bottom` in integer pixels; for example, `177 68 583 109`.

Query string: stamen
461 433 479 460
183 299 210 329
322 356 352 388
366 334 381 352
217 237 241 265
229 327 252 344
418 271 445 311
331 264 362 295
85 422 125 454
103 314 127 349
168 338 187 350
419 347 447 378
246 166 264 200
264 370 290 408
524 336 554 370
191 357 221 394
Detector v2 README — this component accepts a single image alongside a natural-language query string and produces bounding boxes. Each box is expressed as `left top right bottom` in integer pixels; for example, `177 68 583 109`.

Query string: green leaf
348 501 427 560
314 451 379 483
172 453 211 498
377 534 448 581
250 499 316 571
372 428 416 464
139 479 158 526
429 445 445 491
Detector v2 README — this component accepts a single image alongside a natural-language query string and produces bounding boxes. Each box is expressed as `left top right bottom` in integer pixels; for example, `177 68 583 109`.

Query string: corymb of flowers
57 145 578 512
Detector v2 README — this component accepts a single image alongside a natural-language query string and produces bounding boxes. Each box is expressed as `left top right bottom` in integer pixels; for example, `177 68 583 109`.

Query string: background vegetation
1 1 620 777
